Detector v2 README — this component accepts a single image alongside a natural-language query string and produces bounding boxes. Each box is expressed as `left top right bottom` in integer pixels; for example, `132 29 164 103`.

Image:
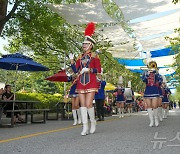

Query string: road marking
0 125 79 144
0 117 122 144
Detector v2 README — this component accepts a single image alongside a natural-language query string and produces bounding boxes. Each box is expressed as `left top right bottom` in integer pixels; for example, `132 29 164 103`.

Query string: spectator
169 101 173 110
138 99 144 111
0 88 5 122
124 81 134 116
95 73 106 121
0 88 4 100
104 103 112 116
134 99 139 112
2 85 24 124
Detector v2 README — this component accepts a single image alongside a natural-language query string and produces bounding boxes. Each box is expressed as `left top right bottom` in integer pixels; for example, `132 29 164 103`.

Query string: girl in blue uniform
162 82 171 119
156 73 163 122
114 76 125 118
142 61 161 127
68 76 81 126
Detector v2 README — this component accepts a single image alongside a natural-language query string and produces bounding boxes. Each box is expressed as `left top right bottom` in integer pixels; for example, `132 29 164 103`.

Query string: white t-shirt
124 88 133 100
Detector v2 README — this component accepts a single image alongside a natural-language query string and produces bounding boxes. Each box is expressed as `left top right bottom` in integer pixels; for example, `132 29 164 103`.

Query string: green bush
16 92 63 109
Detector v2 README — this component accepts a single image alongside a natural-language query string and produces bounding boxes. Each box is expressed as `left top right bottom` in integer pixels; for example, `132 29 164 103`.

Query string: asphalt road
0 108 180 154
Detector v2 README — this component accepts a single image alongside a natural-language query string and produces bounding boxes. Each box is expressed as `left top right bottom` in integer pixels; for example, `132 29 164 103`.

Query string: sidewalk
0 108 180 154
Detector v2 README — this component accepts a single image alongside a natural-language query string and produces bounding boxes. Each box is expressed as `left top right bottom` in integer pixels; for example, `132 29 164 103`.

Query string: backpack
124 88 133 100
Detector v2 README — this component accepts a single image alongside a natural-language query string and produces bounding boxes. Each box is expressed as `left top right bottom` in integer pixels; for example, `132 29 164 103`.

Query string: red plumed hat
83 22 96 45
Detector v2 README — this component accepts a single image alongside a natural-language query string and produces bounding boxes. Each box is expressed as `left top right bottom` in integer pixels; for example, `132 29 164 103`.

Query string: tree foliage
172 0 180 4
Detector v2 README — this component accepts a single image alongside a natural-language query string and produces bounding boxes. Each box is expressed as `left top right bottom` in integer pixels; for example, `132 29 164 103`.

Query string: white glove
69 53 74 60
80 67 90 74
97 77 101 82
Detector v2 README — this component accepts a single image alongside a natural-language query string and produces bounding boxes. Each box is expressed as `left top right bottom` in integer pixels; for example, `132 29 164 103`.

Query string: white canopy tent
102 1 180 58
125 66 176 76
46 0 179 57
113 0 180 22
45 0 179 76
45 0 116 25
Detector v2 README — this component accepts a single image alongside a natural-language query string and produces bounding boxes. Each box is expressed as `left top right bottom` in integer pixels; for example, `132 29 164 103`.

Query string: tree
165 0 180 98
0 0 84 94
1 0 144 94
0 0 21 35
172 0 180 4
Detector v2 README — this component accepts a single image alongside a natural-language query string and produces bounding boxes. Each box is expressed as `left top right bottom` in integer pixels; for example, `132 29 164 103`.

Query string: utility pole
64 52 66 97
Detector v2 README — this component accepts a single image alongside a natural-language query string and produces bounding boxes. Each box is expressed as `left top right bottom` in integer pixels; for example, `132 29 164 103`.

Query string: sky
0 37 8 55
0 3 13 55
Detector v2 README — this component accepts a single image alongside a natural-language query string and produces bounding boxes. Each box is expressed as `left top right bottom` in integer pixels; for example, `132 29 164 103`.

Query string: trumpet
146 61 158 76
147 61 158 70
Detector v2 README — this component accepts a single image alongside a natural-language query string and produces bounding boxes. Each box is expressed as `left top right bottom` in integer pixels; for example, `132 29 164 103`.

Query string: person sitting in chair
2 85 24 124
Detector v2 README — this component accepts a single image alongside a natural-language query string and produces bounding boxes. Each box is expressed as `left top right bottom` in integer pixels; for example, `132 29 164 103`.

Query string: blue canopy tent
116 58 176 76
0 53 49 110
116 59 145 67
116 47 177 77
150 47 179 58
0 53 49 71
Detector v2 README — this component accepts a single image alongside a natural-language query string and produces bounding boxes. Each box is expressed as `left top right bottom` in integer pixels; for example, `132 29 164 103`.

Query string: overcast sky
0 37 8 54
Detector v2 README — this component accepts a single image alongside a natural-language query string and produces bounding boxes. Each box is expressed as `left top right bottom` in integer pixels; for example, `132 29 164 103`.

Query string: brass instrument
147 61 158 71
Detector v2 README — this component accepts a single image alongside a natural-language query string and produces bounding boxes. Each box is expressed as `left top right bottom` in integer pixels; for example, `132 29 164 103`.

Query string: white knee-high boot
154 108 159 127
164 108 168 119
162 108 165 118
72 110 77 126
147 108 154 127
118 108 121 118
158 107 163 121
130 108 133 115
127 108 130 116
87 107 96 134
80 107 88 136
167 106 169 115
77 108 81 124
121 108 124 117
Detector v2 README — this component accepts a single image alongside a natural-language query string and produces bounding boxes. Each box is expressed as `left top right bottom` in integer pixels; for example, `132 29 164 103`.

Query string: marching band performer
156 72 163 122
161 77 171 119
68 76 81 126
69 22 101 136
124 81 134 116
114 76 125 118
141 61 162 127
